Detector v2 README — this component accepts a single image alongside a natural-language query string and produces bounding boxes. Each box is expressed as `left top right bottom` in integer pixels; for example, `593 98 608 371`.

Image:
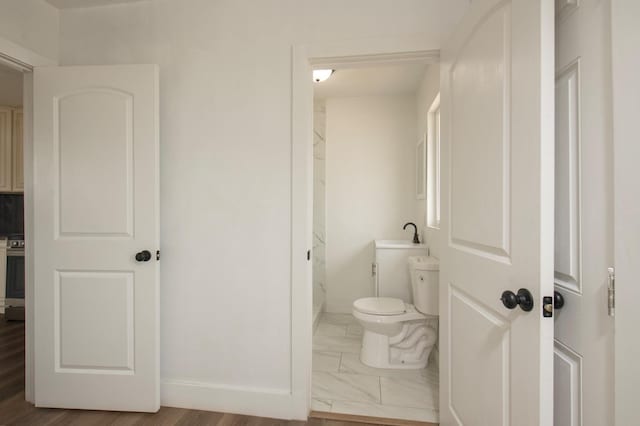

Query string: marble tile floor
312 313 439 423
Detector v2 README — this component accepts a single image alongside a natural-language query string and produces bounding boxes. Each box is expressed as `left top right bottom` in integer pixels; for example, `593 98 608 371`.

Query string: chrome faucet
403 222 420 244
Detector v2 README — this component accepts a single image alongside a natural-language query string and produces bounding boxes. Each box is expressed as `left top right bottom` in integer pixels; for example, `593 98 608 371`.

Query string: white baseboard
161 379 306 420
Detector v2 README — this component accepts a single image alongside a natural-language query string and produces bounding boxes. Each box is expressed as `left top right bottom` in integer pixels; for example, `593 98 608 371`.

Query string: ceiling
46 0 148 9
313 63 427 100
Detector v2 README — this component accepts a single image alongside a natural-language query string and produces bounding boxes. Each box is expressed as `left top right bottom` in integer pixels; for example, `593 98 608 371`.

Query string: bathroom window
427 94 440 229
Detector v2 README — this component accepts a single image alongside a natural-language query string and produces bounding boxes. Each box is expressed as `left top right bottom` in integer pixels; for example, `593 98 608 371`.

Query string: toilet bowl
353 255 439 370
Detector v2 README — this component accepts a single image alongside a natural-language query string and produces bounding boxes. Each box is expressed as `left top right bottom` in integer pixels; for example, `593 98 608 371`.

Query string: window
427 94 440 228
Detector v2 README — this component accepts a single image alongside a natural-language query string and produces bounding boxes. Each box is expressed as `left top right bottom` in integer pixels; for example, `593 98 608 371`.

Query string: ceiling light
313 69 334 82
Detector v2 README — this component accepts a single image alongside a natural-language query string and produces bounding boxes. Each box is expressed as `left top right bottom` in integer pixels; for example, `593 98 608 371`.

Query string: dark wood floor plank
8 406 67 425
174 409 224 426
132 407 191 425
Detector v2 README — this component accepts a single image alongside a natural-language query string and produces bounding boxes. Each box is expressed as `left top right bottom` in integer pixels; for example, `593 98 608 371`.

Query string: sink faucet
403 222 420 244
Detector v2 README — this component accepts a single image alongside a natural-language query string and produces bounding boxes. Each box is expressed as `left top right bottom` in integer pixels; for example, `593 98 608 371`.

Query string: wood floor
0 316 392 426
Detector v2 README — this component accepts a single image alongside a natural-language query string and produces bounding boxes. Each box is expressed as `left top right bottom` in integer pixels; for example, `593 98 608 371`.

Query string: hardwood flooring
0 317 401 426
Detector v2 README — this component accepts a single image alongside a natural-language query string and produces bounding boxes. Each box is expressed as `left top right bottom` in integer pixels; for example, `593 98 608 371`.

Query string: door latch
543 296 553 317
608 267 615 317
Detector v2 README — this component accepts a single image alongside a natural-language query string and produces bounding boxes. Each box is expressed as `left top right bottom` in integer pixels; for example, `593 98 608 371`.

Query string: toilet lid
353 297 406 315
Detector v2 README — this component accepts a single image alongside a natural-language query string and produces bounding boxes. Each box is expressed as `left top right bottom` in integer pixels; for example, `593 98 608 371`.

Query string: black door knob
500 288 534 312
135 250 152 262
554 290 565 309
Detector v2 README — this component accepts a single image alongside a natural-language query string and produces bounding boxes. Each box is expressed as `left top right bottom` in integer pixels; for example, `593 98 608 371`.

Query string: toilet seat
353 298 426 324
353 297 406 315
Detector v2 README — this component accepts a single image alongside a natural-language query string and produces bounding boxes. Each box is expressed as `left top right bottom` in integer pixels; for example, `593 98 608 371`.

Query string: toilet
353 255 439 369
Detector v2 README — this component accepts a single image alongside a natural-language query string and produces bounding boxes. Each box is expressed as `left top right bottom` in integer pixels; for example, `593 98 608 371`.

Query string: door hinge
307 250 311 261
156 250 160 261
372 262 377 277
608 267 615 317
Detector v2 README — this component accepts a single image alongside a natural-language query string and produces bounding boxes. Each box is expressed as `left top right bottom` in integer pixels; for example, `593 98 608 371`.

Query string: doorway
310 62 440 424
0 52 33 405
0 61 25 321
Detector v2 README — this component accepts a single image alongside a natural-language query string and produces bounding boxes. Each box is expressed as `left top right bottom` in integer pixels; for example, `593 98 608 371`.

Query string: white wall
0 68 23 105
415 65 441 257
56 0 468 416
325 95 418 313
0 0 59 62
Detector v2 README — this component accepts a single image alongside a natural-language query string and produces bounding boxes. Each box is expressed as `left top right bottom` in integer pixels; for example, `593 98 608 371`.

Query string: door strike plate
542 296 553 318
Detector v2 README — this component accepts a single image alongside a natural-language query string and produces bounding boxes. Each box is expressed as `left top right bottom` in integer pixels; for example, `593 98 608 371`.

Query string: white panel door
438 0 554 425
33 65 160 412
554 1 614 425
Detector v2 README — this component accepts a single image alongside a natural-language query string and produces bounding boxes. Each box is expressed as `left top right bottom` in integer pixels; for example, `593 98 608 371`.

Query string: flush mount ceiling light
313 69 334 82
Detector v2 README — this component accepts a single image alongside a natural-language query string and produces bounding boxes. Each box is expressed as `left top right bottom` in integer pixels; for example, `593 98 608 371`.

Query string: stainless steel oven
5 238 24 320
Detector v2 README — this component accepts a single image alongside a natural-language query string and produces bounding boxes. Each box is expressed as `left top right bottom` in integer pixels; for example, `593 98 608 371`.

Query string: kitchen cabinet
0 106 23 193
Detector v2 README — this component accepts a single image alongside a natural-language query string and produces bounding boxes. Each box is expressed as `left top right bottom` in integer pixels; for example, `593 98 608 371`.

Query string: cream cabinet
0 106 23 193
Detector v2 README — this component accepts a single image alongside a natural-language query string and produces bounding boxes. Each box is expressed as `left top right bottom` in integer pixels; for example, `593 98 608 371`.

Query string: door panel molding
53 88 134 239
554 340 583 426
449 284 510 426
554 59 582 295
54 270 135 374
449 2 512 262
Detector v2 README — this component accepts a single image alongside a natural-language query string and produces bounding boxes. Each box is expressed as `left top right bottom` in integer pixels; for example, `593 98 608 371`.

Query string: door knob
554 291 565 309
500 288 534 312
135 250 152 262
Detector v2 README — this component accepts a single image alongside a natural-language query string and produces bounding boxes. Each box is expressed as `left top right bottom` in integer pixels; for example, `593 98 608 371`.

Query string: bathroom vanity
373 240 428 302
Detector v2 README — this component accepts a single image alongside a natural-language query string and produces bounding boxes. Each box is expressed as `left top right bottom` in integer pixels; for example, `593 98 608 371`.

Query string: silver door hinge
372 263 377 277
608 267 615 317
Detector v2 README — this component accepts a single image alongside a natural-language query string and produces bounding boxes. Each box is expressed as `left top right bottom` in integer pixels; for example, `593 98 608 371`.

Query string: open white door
554 0 614 424
439 0 554 425
33 65 160 412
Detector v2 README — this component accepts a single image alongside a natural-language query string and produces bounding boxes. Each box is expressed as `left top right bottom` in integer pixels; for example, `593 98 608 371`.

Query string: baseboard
161 379 306 420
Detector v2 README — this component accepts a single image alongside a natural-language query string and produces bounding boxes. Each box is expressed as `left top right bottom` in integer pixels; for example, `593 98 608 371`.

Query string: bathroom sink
374 240 428 249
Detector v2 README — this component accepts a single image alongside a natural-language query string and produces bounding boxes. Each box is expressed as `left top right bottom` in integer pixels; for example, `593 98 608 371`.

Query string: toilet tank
374 240 428 302
409 256 439 315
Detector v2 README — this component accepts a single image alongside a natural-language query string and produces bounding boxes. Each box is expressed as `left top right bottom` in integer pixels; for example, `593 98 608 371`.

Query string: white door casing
438 0 554 425
554 0 614 425
34 65 160 411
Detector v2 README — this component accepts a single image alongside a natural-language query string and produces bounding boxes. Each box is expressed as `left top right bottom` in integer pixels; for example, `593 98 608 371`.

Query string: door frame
0 35 57 405
291 35 440 416
611 1 640 424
